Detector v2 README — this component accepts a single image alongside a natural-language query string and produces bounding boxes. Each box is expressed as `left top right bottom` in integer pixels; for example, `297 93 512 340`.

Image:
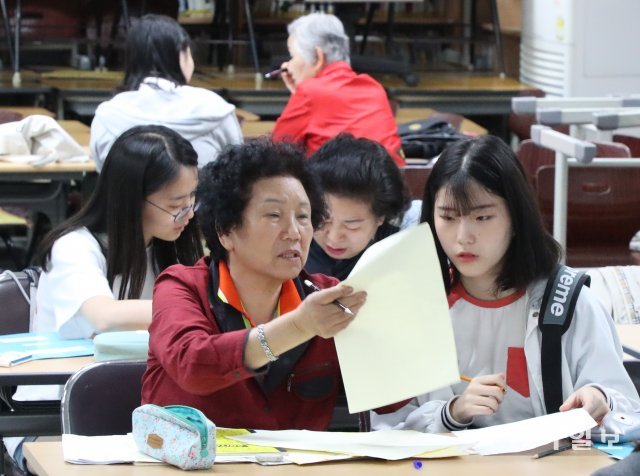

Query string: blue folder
0 332 94 360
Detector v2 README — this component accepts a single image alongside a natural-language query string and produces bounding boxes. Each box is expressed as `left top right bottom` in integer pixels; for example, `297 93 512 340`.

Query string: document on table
62 434 160 464
452 408 598 455
337 223 459 413
227 429 471 460
215 428 287 464
62 432 356 466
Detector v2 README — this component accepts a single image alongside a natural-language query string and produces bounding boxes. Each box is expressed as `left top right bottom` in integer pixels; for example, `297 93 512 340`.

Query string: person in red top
141 139 369 430
272 12 405 166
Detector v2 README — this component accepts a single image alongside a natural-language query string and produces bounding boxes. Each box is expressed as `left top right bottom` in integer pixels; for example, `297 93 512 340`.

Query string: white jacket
371 279 640 432
90 77 243 171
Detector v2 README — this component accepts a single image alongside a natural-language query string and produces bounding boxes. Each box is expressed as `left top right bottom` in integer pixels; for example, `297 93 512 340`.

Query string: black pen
533 441 573 459
264 67 288 79
303 279 354 317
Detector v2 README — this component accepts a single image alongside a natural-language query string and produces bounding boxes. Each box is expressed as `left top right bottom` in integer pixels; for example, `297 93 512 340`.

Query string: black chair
61 360 146 435
623 360 640 396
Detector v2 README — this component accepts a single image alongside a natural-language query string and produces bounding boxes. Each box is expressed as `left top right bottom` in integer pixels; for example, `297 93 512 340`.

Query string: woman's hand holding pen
559 385 609 422
291 285 366 339
451 373 507 423
279 61 296 93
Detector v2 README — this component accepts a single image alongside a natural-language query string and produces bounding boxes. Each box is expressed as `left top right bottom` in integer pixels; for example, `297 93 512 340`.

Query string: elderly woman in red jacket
272 12 404 166
141 139 367 430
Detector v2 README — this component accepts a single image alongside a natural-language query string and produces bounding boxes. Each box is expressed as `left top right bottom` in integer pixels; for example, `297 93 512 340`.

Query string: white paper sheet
62 434 160 465
336 223 459 413
227 429 469 460
452 408 598 455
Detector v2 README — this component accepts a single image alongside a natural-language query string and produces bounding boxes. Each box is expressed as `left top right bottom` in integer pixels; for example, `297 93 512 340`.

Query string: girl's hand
292 285 366 339
280 61 295 92
559 386 609 422
450 373 506 424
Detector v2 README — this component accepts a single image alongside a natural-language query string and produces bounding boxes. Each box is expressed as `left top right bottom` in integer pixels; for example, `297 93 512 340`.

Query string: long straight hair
420 135 561 295
36 125 203 299
121 14 191 91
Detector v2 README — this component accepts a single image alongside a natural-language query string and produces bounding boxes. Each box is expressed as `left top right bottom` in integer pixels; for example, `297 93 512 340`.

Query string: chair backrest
623 360 640 396
0 267 41 334
508 90 571 142
400 165 433 199
517 139 632 187
536 165 640 265
61 360 146 435
613 134 640 157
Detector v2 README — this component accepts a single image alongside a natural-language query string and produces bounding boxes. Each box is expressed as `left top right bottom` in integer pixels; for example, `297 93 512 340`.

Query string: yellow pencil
459 374 506 393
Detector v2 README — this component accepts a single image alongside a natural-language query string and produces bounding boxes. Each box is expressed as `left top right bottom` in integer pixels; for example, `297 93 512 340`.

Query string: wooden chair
613 134 640 157
61 360 146 436
536 165 640 267
517 139 632 188
400 164 433 200
509 90 569 143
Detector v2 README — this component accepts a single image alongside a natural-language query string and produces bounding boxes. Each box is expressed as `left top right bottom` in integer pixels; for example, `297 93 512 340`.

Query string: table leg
0 0 13 71
243 0 259 73
12 0 21 87
489 0 506 78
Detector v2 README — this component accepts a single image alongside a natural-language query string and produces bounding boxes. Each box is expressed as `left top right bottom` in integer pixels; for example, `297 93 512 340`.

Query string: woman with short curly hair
141 138 371 430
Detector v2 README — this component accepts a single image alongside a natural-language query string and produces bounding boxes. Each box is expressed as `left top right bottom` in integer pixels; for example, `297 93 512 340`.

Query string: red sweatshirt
273 61 405 166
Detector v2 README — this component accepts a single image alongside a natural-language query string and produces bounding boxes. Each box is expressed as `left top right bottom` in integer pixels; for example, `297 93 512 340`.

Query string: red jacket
272 61 405 166
141 257 344 430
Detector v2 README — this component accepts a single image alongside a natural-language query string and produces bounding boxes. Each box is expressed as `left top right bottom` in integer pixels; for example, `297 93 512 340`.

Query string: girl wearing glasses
33 124 203 339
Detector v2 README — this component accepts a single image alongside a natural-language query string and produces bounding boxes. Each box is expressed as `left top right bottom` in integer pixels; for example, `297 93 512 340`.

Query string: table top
0 356 94 386
24 441 615 476
58 119 90 147
0 119 95 177
395 107 487 135
0 107 55 118
242 121 277 138
0 160 95 175
240 108 486 140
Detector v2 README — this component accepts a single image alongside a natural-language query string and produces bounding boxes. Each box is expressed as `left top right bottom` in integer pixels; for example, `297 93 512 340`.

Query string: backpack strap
538 265 590 414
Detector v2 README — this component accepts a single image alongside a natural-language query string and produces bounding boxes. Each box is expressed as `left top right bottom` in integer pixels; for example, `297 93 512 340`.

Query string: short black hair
308 133 410 222
122 14 191 91
197 138 327 260
420 135 561 294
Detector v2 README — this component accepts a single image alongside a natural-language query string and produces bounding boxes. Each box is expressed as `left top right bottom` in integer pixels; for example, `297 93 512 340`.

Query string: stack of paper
226 429 471 460
62 434 159 465
215 428 285 463
452 408 598 455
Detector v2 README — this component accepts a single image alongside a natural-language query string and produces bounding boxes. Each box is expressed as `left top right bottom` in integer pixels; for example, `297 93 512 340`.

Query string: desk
0 356 93 387
242 121 276 139
24 441 614 476
0 120 93 181
0 119 95 256
0 107 55 118
240 109 485 141
0 357 94 435
396 107 487 136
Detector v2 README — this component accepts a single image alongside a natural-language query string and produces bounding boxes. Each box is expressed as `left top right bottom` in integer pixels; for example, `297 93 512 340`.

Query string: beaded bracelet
256 324 278 362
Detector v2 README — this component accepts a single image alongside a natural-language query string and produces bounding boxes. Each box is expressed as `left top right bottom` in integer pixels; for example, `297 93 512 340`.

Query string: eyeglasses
145 199 199 223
